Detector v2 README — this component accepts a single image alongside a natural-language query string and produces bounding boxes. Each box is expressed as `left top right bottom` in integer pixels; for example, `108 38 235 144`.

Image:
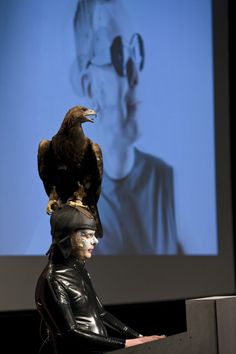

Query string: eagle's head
60 105 97 131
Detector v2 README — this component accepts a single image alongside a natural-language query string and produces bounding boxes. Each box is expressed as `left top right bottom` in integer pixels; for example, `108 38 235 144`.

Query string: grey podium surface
107 295 236 354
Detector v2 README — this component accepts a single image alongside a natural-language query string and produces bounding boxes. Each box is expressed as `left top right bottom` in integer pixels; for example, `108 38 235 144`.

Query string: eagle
37 105 103 237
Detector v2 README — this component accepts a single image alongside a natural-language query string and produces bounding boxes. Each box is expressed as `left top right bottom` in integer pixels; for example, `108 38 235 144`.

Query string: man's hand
125 335 166 348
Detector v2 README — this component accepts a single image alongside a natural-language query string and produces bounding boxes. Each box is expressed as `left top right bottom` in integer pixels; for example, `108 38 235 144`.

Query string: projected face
74 0 144 162
70 229 99 260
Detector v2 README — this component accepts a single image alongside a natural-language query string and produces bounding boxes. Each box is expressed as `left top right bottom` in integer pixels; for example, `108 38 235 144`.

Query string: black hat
50 205 96 258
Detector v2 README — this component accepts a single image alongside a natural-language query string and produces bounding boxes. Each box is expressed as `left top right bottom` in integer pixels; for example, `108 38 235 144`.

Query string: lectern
108 296 236 354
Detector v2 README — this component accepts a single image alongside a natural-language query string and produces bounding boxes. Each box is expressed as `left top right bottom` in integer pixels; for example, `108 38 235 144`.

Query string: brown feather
37 106 103 236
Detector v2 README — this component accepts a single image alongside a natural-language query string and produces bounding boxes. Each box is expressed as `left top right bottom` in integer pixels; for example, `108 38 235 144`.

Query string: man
35 205 164 353
71 0 182 254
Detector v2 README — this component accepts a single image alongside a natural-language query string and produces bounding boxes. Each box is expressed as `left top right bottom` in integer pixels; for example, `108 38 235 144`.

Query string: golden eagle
37 105 103 237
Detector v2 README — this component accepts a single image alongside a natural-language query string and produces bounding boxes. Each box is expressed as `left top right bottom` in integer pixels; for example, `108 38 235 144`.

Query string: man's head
50 205 98 259
72 0 145 146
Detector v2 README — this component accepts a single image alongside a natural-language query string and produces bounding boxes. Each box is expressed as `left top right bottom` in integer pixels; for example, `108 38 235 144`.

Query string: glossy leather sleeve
96 295 142 338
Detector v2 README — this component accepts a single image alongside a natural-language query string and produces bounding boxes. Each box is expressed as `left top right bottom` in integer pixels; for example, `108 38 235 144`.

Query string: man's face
70 229 99 260
76 2 143 143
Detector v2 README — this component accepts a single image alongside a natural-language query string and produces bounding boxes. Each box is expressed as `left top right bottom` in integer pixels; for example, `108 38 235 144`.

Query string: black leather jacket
35 252 141 353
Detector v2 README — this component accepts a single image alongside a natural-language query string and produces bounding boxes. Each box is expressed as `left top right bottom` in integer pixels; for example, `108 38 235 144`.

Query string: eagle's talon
66 200 89 210
46 200 59 215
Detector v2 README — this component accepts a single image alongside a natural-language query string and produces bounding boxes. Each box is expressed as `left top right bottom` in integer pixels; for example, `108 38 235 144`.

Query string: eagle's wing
37 139 55 197
91 142 103 203
38 140 60 214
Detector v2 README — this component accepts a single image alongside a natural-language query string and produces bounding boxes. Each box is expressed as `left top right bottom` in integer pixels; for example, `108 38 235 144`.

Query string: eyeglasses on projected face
87 33 145 85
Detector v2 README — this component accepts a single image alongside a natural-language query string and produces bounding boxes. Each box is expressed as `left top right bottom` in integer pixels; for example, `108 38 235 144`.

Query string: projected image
71 0 179 254
0 0 217 255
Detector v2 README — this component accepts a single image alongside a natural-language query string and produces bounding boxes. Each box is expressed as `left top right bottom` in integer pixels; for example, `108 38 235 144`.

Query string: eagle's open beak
83 109 97 123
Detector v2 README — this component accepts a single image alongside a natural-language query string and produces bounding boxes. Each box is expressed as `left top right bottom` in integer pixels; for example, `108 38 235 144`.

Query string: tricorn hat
50 205 96 258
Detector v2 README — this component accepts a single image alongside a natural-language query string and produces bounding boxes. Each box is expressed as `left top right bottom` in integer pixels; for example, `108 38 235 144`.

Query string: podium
108 296 236 354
